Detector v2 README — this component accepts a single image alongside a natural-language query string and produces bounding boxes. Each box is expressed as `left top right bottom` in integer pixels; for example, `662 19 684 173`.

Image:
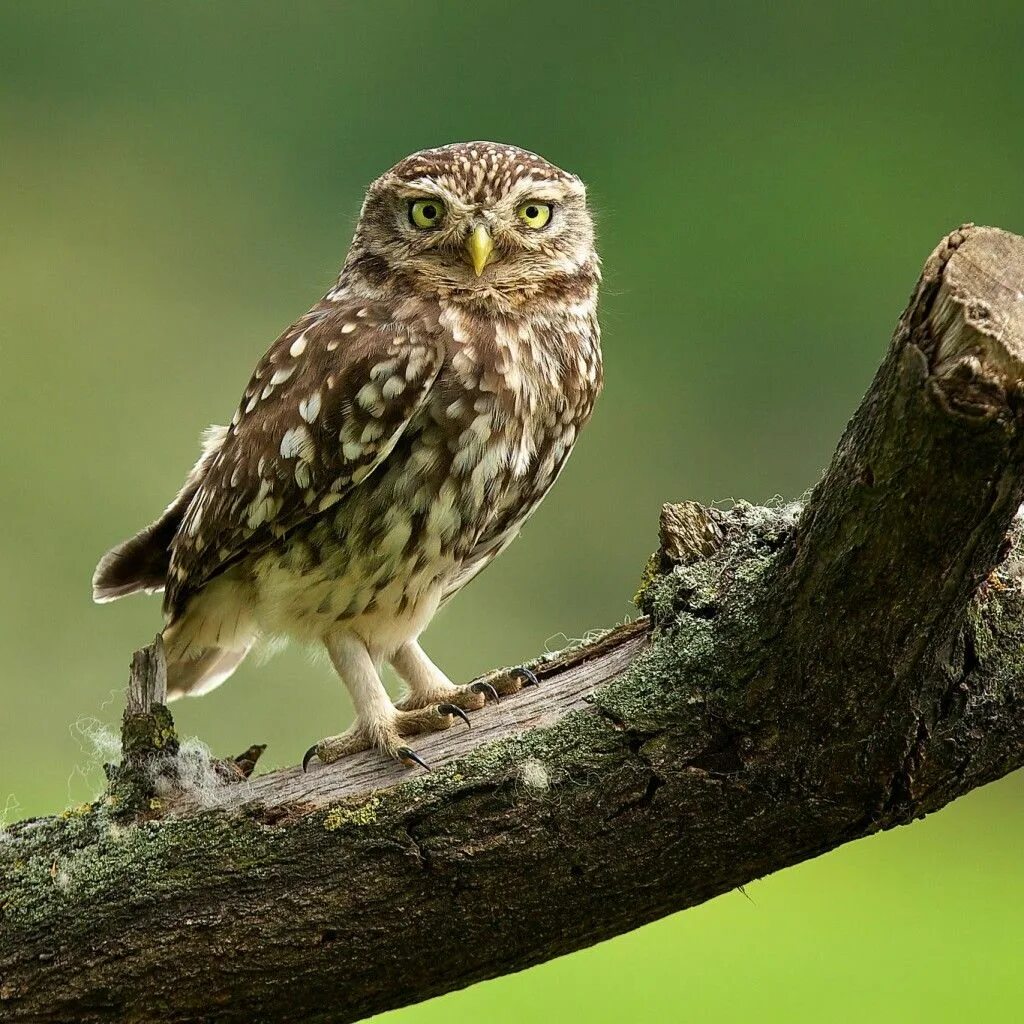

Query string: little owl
93 142 602 770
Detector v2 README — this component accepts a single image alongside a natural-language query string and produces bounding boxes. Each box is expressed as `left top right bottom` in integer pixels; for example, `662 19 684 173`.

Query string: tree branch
3 225 1024 1023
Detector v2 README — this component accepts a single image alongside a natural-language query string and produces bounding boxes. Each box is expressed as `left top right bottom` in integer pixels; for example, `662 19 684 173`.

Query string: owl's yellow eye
409 198 445 229
517 201 552 229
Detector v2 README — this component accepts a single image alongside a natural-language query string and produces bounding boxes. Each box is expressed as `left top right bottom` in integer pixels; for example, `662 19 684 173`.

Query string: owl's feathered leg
303 631 467 771
390 640 536 711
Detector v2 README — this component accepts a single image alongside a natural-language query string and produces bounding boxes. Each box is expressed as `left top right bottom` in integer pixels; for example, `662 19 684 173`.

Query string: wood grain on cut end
929 226 1024 393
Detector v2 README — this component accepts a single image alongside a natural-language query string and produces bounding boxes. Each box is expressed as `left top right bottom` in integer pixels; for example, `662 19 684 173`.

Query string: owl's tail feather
161 586 257 699
91 514 179 603
163 642 254 700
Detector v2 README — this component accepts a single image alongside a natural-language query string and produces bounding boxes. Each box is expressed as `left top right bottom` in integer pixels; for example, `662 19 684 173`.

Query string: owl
93 142 602 770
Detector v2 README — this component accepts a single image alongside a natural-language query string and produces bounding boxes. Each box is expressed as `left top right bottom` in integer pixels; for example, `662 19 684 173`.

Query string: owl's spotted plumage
94 142 602 767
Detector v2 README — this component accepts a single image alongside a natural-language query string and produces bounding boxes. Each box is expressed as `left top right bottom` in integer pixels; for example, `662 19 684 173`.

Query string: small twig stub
124 634 168 718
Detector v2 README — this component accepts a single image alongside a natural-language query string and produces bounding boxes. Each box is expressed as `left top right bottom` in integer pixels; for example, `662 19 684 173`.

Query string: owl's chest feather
425 306 600 542
356 306 598 553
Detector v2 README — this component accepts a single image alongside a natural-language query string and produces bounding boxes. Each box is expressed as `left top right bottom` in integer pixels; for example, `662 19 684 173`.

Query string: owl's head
346 142 597 304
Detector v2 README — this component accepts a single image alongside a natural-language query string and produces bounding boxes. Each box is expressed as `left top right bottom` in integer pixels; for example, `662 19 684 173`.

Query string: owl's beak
466 225 494 277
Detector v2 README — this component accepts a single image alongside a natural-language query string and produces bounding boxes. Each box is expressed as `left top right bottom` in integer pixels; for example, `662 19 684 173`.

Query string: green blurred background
2 1 1022 1020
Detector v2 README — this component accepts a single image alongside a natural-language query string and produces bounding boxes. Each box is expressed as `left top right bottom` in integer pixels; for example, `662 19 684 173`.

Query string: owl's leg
390 640 536 712
303 631 466 772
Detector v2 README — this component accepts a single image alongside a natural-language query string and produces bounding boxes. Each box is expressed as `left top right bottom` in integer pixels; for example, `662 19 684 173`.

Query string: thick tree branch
3 225 1024 1023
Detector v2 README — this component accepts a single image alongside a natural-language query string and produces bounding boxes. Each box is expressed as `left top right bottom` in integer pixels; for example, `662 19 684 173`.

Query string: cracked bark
3 225 1024 1023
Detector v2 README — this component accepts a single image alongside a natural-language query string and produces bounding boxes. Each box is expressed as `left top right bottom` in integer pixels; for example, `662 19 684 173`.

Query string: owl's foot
396 666 538 715
488 665 541 696
302 704 470 772
395 678 501 713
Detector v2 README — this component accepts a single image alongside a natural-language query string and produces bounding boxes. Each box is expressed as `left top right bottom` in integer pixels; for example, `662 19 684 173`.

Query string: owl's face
349 142 596 301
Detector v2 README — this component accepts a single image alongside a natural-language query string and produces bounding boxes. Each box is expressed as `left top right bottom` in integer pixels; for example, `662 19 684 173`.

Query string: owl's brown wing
164 298 445 618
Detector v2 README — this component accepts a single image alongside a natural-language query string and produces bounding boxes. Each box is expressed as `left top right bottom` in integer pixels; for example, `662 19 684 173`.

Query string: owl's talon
397 746 430 771
512 666 540 687
438 703 471 728
471 681 501 703
302 745 319 772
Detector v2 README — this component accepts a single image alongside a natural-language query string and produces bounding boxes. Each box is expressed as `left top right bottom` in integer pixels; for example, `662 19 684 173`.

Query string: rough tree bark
3 225 1024 1023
